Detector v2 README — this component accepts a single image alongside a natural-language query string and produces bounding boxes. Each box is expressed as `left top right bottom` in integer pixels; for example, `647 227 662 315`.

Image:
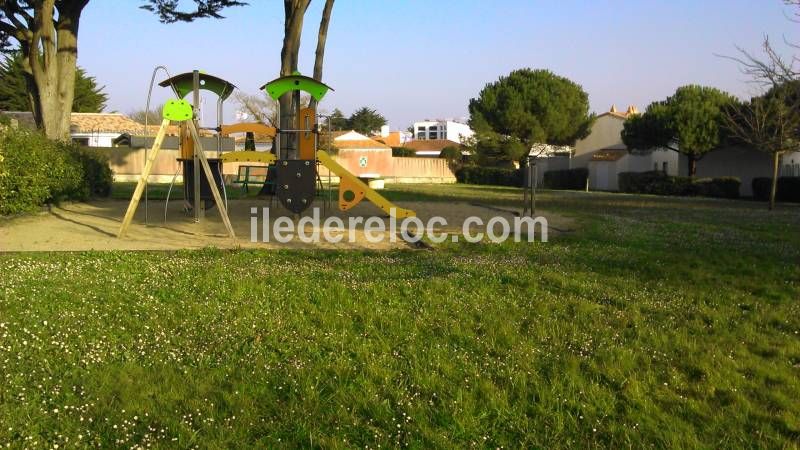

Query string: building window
662 161 668 173
73 137 90 146
428 132 438 140
653 162 658 171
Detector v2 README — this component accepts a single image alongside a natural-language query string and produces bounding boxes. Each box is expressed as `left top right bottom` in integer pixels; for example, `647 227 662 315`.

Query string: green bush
439 146 462 161
64 144 113 197
752 177 800 202
455 165 522 186
0 128 111 215
542 168 589 190
619 171 740 198
392 147 416 157
694 177 741 199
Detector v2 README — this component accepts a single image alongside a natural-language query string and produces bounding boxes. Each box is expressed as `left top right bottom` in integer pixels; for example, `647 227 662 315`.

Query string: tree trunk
309 0 334 110
687 155 697 177
769 151 781 211
279 0 310 159
15 1 84 140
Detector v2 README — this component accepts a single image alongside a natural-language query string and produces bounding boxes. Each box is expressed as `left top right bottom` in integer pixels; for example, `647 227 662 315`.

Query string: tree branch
141 0 248 23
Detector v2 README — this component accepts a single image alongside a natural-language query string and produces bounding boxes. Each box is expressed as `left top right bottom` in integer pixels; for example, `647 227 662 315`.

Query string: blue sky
77 0 799 129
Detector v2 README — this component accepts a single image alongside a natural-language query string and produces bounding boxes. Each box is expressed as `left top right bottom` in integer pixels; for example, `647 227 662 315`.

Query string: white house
571 105 678 191
412 119 474 143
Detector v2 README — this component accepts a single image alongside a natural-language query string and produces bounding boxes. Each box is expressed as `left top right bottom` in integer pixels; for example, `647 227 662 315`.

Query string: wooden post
118 118 170 238
187 120 237 240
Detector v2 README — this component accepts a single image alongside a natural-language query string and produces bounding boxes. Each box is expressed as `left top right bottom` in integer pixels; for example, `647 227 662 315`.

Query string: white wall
412 120 474 142
589 160 619 191
71 132 120 147
689 147 800 196
572 114 625 168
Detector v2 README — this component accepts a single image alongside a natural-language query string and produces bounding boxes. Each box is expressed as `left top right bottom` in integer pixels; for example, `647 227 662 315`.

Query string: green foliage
752 177 800 202
327 108 349 131
347 106 386 135
141 0 247 23
468 68 594 164
0 128 111 215
439 146 462 161
542 168 589 190
72 67 109 113
622 85 736 174
66 145 114 197
0 52 108 113
0 52 28 111
618 171 740 198
391 147 416 157
474 134 527 167
455 165 522 186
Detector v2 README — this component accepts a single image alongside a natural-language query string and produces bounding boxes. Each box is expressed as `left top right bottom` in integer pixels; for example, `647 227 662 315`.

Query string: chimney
626 105 639 115
610 104 617 113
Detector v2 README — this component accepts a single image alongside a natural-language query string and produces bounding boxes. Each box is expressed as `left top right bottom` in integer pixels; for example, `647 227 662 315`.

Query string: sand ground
0 198 569 252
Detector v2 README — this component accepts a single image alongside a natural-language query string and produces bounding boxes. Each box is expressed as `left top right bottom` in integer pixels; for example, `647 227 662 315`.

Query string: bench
232 165 271 193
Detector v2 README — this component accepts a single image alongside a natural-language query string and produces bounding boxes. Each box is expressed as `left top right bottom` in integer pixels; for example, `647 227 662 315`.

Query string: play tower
117 70 415 241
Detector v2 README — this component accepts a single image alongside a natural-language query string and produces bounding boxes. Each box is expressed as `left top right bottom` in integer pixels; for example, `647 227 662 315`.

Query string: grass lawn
1 186 799 448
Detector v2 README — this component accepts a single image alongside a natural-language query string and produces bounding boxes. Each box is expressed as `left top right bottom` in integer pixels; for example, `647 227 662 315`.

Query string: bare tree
309 0 334 110
724 86 800 209
234 91 277 125
720 0 800 208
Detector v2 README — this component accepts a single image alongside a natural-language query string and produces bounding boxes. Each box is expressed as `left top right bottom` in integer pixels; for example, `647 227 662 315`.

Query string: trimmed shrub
0 128 112 215
694 177 740 199
439 146 462 161
752 177 800 202
542 168 589 190
392 147 416 157
619 171 740 198
455 166 522 186
64 144 113 198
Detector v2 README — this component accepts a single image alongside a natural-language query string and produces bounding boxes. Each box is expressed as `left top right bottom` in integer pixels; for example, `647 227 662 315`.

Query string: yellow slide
316 150 416 218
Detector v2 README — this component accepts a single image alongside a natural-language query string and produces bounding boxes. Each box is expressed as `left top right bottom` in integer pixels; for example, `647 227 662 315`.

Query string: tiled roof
334 139 390 150
0 111 182 136
70 113 150 134
371 131 403 147
402 139 462 152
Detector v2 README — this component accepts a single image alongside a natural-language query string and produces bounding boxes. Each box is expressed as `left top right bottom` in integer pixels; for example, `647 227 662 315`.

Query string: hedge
752 177 800 202
455 166 522 186
618 171 740 199
0 128 113 215
542 168 589 190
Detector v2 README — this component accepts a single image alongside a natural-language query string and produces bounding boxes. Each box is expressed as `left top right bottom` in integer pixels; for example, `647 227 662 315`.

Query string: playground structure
117 70 416 240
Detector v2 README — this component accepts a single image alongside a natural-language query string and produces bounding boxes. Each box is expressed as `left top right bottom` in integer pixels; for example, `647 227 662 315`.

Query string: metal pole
142 66 175 224
531 160 537 216
192 70 203 221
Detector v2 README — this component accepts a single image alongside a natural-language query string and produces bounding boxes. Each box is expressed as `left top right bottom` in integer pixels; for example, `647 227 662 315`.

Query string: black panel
275 160 316 214
181 159 224 210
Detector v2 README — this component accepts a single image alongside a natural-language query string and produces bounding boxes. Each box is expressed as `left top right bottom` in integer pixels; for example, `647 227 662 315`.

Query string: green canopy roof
159 72 237 101
260 74 333 101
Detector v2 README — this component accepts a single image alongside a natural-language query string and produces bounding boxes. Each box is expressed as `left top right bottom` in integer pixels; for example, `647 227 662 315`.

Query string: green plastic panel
162 99 193 122
260 74 333 101
159 72 237 101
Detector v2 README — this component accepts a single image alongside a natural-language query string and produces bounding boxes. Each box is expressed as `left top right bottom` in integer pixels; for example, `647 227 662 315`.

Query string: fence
97 147 456 184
